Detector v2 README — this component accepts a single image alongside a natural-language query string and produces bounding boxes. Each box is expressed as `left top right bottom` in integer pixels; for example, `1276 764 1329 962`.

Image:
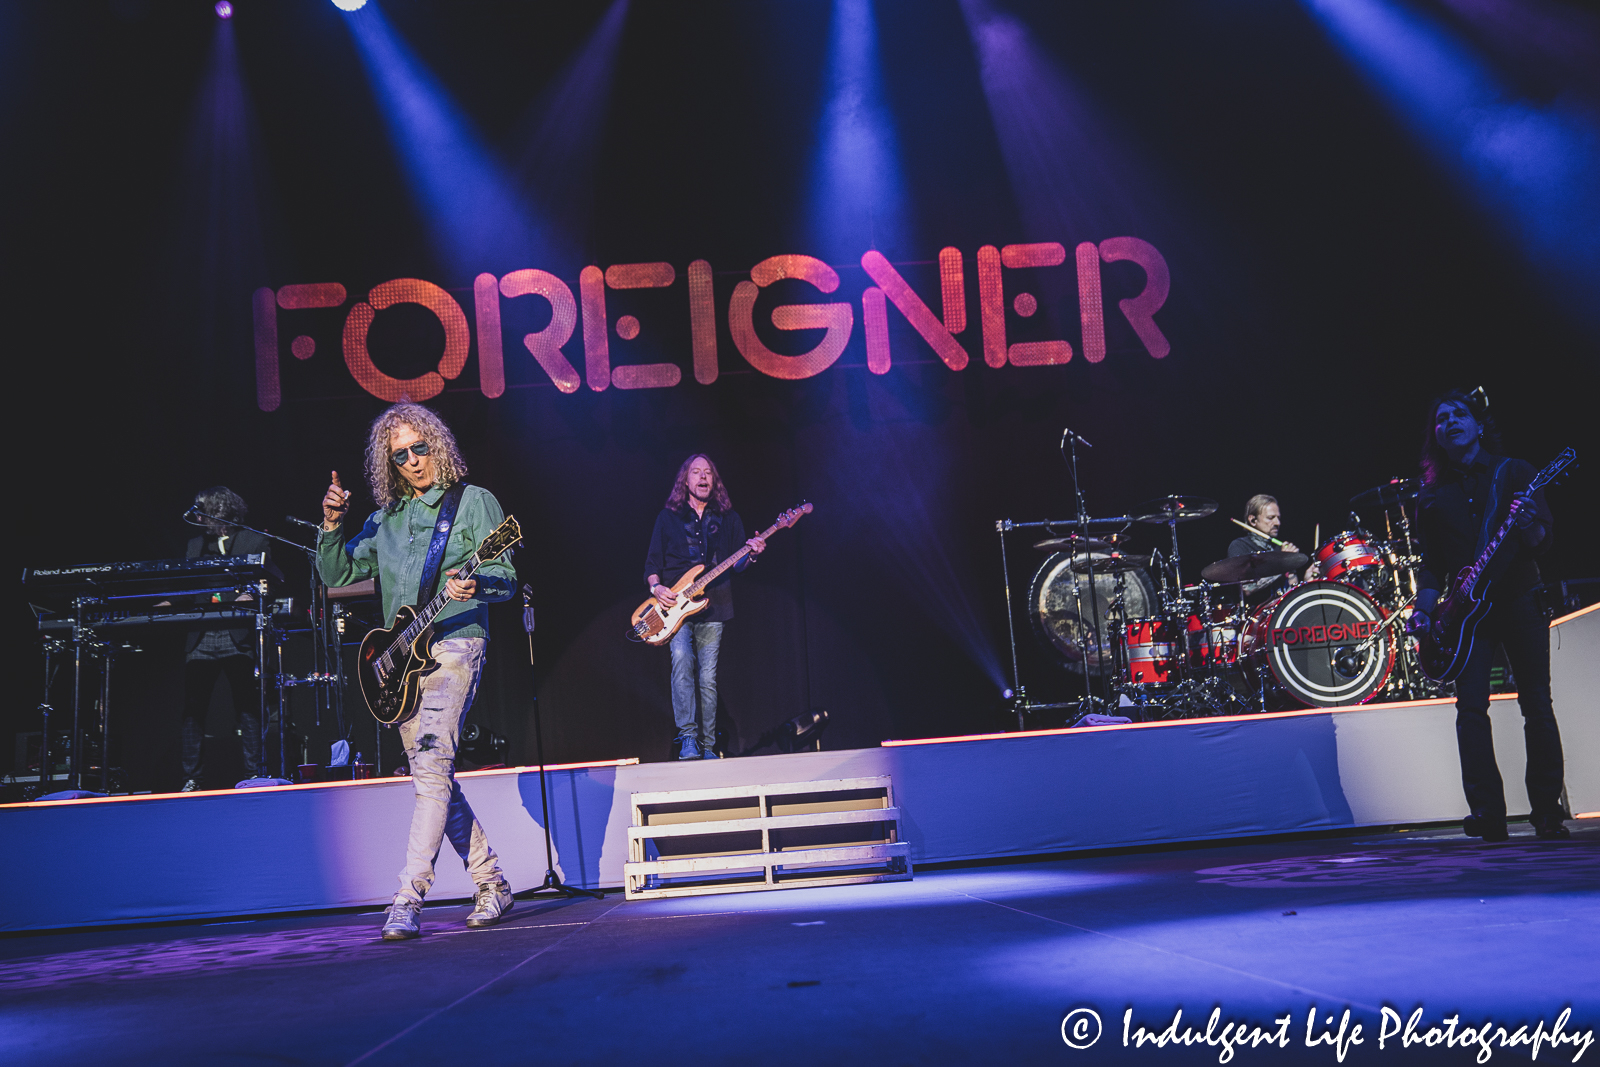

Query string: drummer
1228 495 1318 606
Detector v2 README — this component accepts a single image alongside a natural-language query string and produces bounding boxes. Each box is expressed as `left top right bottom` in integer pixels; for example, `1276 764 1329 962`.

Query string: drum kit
1000 475 1446 726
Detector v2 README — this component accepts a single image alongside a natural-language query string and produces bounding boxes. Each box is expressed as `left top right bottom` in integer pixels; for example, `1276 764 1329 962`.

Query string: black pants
182 655 262 784
1453 588 1566 825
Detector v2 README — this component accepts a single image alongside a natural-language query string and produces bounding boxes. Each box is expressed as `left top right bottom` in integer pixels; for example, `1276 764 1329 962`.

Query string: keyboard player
181 487 272 791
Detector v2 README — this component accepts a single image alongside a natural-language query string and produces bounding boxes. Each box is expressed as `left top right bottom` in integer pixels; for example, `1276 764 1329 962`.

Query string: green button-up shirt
317 483 516 641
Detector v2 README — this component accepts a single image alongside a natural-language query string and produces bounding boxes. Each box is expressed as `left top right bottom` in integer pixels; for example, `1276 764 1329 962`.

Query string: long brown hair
665 454 732 512
1419 388 1501 485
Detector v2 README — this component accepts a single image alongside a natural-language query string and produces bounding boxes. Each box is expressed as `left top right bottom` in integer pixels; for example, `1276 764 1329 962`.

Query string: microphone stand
521 584 602 900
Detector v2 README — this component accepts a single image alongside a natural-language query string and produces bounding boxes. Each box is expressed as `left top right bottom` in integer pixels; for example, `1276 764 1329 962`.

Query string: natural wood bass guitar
357 516 523 724
1417 447 1575 682
629 503 812 646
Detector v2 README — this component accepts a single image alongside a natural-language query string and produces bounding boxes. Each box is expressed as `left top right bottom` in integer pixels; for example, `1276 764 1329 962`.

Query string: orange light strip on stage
1550 600 1600 627
879 694 1524 748
0 757 641 810
1577 812 1600 819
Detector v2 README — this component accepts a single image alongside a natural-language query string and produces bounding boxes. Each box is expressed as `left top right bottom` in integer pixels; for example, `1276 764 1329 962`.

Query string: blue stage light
332 0 368 11
1304 0 1600 331
214 1 232 18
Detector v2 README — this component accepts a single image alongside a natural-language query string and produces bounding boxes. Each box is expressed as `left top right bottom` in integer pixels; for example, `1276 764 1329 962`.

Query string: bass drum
1243 580 1395 708
1030 551 1157 677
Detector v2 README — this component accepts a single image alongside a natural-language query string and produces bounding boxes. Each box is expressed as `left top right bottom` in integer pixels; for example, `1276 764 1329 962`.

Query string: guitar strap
417 483 467 607
1476 458 1510 557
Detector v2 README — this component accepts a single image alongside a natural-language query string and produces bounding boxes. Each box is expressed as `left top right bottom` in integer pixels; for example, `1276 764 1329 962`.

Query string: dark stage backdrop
8 1 1596 790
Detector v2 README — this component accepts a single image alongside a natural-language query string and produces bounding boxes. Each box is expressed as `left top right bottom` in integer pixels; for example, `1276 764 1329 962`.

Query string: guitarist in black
644 454 765 760
317 403 519 939
1409 390 1568 841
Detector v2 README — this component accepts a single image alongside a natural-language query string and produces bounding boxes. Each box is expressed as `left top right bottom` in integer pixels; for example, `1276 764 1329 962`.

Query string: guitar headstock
1530 447 1578 494
478 516 523 563
774 502 814 529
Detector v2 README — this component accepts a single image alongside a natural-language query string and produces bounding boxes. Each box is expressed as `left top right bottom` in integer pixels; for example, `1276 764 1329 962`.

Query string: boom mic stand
521 584 602 900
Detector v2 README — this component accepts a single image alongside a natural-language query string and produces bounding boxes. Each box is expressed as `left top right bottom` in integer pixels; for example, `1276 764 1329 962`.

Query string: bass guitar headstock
773 502 814 530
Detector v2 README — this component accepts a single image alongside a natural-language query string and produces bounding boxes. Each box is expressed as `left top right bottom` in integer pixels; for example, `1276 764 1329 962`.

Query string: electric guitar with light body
629 503 812 646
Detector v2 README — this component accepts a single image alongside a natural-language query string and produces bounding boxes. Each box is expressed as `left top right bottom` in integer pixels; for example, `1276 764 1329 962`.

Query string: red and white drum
1243 580 1395 708
1125 617 1180 685
1313 532 1386 586
1186 606 1242 670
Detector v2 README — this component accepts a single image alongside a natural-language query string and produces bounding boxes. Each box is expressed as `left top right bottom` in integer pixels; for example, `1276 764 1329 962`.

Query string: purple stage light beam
806 0 910 261
341 4 562 281
1304 0 1600 333
513 0 630 231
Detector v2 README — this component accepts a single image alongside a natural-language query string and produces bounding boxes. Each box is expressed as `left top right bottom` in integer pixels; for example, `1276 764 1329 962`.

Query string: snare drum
1125 617 1181 685
1313 531 1386 586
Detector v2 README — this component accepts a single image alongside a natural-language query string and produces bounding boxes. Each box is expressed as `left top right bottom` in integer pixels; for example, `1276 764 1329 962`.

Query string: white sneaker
381 900 422 940
466 881 514 928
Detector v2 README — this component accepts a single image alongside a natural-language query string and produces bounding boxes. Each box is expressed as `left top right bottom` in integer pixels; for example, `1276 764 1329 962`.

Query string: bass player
1408 389 1567 842
644 454 765 760
317 402 519 938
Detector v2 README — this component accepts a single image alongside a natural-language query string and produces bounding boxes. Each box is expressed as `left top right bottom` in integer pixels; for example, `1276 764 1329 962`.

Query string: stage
3 823 1595 1066
5 604 1595 934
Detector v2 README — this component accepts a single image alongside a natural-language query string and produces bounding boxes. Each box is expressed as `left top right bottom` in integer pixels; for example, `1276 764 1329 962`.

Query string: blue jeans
395 637 504 904
669 619 724 749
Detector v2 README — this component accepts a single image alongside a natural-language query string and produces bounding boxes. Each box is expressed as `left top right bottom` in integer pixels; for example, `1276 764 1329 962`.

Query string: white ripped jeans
395 636 504 905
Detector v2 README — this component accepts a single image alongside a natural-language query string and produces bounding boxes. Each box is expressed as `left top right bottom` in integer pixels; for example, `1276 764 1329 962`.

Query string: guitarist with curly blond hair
317 402 518 939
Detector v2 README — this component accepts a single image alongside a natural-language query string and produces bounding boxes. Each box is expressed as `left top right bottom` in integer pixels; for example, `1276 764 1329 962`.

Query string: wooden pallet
624 775 912 900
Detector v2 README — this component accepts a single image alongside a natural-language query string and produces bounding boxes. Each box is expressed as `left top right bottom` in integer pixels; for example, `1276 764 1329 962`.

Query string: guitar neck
685 518 783 598
403 552 483 641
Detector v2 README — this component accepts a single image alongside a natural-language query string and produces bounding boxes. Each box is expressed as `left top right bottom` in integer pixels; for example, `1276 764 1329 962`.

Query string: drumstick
1229 516 1287 548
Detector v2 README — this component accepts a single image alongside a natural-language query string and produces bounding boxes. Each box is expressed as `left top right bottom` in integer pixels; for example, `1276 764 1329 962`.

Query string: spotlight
331 0 368 9
214 1 232 17
1000 687 1015 701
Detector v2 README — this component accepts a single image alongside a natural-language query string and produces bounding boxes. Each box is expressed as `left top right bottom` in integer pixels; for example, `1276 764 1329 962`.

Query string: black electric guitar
357 516 522 724
1418 447 1576 682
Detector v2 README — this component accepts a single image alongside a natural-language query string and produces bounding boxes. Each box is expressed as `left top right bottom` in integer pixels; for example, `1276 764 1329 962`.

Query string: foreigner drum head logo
1259 581 1392 707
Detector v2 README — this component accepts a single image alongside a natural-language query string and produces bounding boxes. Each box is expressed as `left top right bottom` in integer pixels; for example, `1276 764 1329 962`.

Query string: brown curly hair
364 403 468 509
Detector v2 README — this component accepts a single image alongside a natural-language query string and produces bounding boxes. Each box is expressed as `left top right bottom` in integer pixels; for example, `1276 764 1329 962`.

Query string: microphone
284 514 321 531
182 506 202 524
1061 426 1093 449
521 583 536 636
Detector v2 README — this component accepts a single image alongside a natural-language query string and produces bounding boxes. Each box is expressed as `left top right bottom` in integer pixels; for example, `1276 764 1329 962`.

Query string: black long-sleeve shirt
643 504 750 622
1416 450 1552 605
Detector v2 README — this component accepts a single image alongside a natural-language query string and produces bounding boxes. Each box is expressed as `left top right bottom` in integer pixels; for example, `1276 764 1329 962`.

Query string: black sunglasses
391 441 432 465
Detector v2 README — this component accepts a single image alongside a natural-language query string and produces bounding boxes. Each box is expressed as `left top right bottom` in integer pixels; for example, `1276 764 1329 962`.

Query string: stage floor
4 822 1595 1066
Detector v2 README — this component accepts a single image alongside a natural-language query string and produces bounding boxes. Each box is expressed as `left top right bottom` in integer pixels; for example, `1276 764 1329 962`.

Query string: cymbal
1132 495 1218 524
1070 552 1150 575
1034 536 1115 553
1200 551 1309 585
1349 479 1418 509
